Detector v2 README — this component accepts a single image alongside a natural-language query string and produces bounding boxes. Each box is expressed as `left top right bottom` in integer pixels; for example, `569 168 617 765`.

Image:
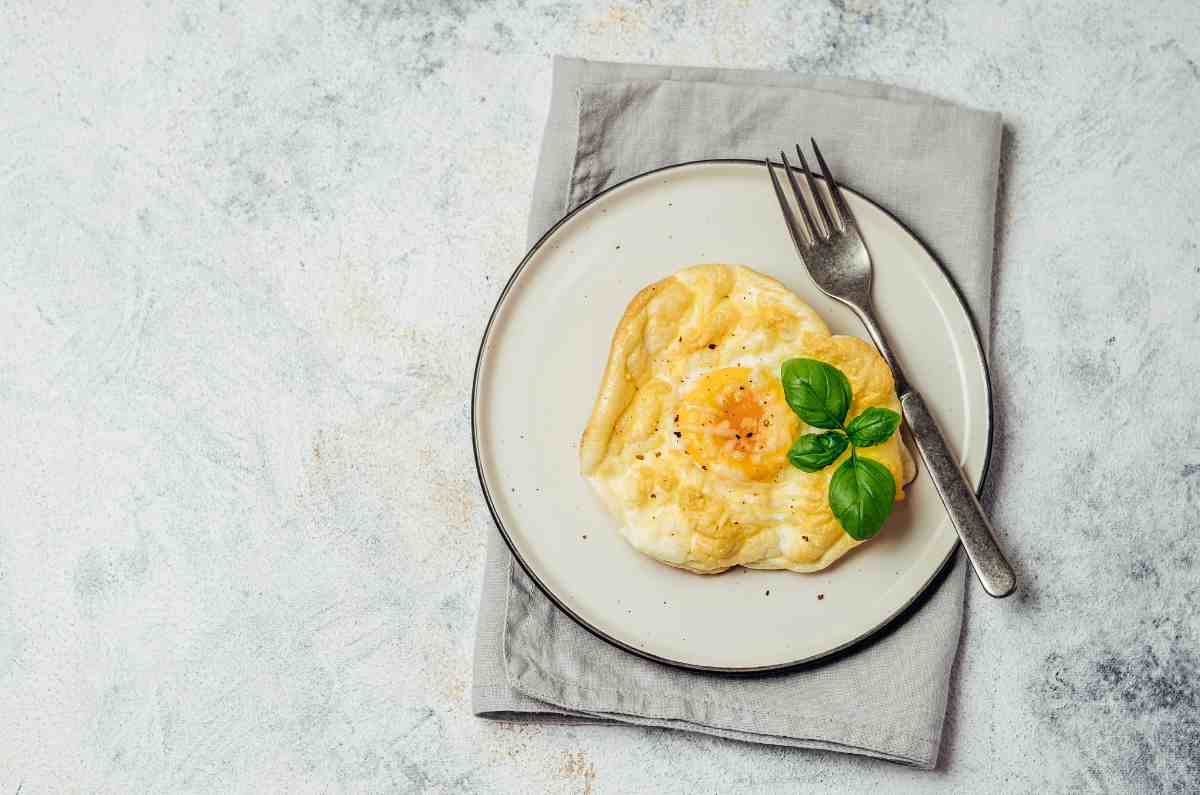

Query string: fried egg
580 264 915 574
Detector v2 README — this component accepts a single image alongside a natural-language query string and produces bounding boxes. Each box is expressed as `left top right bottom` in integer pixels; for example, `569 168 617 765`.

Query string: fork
767 141 1016 598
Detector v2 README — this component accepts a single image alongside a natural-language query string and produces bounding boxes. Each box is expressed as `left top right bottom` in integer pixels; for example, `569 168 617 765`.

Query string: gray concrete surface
2 1 1198 792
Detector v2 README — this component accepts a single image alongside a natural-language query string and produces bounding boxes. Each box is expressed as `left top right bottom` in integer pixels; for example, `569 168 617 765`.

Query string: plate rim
471 157 994 674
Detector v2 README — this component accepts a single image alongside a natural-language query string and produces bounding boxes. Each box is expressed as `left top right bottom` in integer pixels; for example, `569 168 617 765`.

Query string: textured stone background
2 1 1198 792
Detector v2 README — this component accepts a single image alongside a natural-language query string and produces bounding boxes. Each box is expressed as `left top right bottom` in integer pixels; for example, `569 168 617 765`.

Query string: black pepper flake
635 454 644 460
802 535 809 541
655 452 661 458
746 432 753 438
765 590 770 596
674 414 679 423
674 431 681 438
701 465 708 470
708 344 716 350
735 433 741 439
817 594 825 600
650 493 657 499
582 534 588 539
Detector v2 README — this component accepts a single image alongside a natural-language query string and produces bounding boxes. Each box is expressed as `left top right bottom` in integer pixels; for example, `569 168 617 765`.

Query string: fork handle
900 391 1016 598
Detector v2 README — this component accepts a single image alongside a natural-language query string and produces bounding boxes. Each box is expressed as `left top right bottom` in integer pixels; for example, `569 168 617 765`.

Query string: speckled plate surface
472 160 991 671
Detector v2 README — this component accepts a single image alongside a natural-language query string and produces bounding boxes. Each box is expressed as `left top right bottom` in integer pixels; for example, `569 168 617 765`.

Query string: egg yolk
677 367 799 481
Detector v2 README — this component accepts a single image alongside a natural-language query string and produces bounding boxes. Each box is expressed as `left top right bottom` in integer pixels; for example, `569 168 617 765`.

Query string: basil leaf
787 432 849 472
845 407 901 448
829 456 896 540
780 358 853 429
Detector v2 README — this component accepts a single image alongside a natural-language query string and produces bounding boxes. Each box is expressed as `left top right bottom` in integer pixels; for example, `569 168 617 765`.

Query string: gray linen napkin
473 56 1001 769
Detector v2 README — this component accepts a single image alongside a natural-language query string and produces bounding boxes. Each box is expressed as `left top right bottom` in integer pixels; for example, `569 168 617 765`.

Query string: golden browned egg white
580 264 915 574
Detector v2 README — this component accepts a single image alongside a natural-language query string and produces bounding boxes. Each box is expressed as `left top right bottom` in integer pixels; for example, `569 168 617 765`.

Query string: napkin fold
473 56 1002 769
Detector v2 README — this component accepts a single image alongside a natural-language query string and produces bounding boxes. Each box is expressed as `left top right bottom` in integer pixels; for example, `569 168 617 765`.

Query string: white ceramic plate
473 160 991 671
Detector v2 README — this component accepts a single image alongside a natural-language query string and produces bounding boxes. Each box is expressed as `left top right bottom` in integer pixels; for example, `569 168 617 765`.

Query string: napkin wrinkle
508 651 935 749
509 659 937 765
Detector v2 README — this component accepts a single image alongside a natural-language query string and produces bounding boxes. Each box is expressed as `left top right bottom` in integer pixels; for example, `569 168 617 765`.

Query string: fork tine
778 151 819 243
795 144 835 237
777 152 818 242
766 158 809 252
810 138 854 233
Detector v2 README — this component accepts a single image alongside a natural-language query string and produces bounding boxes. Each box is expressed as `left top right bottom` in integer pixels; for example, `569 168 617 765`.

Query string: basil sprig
780 358 902 540
780 358 852 429
845 407 902 448
829 456 896 540
787 431 848 472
